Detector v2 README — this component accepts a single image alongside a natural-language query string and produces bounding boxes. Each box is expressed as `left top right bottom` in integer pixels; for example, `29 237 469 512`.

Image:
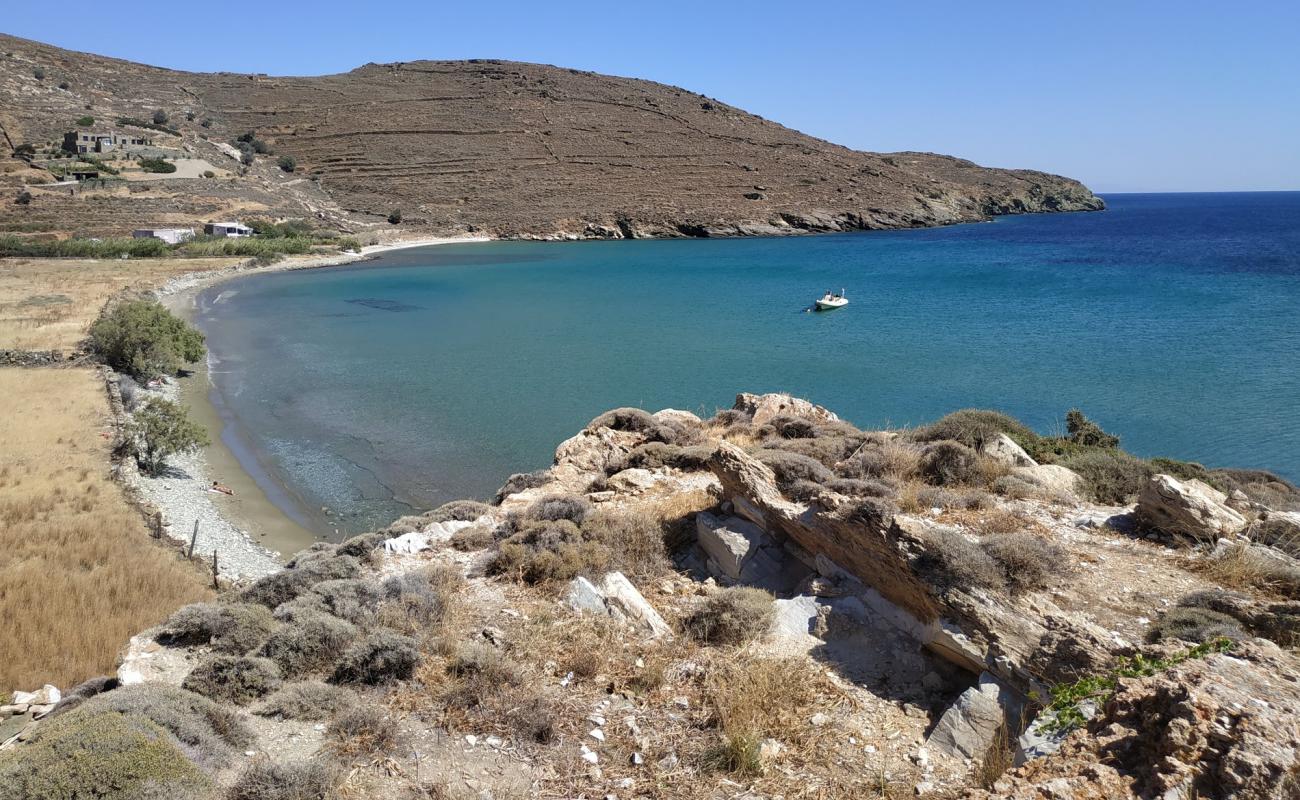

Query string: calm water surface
197 193 1300 535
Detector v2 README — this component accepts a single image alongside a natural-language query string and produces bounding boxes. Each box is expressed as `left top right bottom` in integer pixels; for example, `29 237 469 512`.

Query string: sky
5 1 1298 193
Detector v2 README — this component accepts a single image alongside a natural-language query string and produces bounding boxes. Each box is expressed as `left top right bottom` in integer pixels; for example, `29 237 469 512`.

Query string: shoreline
152 235 493 567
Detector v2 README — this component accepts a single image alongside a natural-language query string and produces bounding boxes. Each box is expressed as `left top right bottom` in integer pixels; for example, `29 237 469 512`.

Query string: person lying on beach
211 481 235 496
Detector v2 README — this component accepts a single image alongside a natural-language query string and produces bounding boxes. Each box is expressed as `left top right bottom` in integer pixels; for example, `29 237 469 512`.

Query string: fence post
151 510 164 539
188 520 200 559
211 550 219 590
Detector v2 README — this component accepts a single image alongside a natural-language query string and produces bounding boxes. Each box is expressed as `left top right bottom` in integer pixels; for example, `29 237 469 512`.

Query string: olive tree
126 397 209 476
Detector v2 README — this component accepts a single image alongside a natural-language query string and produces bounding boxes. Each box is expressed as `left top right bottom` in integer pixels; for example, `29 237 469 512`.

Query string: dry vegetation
0 367 211 693
0 256 238 350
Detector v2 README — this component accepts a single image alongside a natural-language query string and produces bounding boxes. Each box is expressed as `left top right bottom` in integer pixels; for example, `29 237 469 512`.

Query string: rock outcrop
1136 473 1248 541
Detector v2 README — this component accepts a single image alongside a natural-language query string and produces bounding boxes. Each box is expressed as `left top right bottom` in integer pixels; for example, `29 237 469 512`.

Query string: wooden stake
211 550 219 589
151 510 164 539
188 520 199 559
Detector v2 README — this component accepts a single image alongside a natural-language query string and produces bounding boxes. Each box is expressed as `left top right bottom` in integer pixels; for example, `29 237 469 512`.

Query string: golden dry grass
0 256 239 350
0 367 211 693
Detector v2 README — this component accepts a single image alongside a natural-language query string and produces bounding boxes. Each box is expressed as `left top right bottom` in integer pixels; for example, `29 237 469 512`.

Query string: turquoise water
197 193 1300 535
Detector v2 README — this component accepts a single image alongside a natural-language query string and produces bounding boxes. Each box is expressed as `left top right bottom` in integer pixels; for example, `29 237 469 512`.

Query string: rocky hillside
0 34 1102 240
2 393 1297 799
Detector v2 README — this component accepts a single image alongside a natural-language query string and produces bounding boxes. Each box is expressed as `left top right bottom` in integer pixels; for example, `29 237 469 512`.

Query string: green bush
0 708 212 800
156 602 278 655
182 655 282 705
277 155 296 172
14 190 31 206
226 759 339 800
139 157 177 174
1065 409 1120 448
125 397 209 476
1058 449 1153 504
76 115 94 126
257 681 356 721
330 631 419 685
910 409 1038 449
88 299 204 381
0 234 172 258
202 170 215 178
76 683 255 770
684 587 774 645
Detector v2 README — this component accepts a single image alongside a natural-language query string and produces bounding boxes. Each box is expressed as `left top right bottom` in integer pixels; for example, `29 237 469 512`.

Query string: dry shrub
331 631 420 685
582 506 672 580
182 655 282 705
493 469 552 504
240 555 361 609
918 440 981 486
760 436 859 469
1194 543 1300 600
490 519 611 585
327 706 402 756
838 440 921 481
684 587 774 645
1251 515 1300 559
258 681 356 721
424 499 491 523
992 473 1041 500
507 694 558 744
526 493 590 524
226 758 339 800
336 531 387 559
825 477 896 499
294 578 381 625
259 610 358 678
622 442 715 472
449 524 495 551
912 527 1007 593
442 642 521 709
982 533 1067 593
963 507 1045 537
1057 449 1153 504
589 407 657 433
379 565 465 637
910 409 1038 450
1213 469 1300 512
755 449 833 491
1147 607 1248 644
156 602 278 655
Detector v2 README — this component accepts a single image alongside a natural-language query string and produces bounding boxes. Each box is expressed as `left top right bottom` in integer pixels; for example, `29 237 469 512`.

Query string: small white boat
815 289 848 311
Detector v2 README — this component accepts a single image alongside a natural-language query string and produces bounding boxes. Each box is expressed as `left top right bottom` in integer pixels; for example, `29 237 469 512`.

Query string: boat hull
815 299 848 310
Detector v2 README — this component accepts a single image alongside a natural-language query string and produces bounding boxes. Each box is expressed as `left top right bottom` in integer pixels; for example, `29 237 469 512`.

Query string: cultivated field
0 256 237 350
0 367 211 694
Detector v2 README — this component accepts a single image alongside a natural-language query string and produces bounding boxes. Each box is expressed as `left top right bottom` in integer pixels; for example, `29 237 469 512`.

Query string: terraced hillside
0 33 1103 239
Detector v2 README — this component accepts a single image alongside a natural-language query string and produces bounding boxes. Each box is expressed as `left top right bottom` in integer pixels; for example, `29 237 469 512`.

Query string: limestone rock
652 409 703 426
565 572 672 638
928 673 1016 760
607 468 658 494
695 511 768 580
1135 474 1247 541
732 392 840 427
9 685 59 706
1011 464 1082 500
1252 510 1300 557
981 433 1037 468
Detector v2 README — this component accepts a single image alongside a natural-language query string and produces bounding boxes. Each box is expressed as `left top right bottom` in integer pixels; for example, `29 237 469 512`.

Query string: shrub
388 209 402 224
125 397 210 477
1147 608 1247 644
336 531 387 558
911 409 1038 450
277 155 296 172
0 709 211 800
327 706 401 755
912 527 1006 593
139 157 177 174
33 67 45 80
182 655 282 704
379 565 464 634
582 507 671 579
494 468 551 503
703 731 763 776
156 602 277 655
756 449 833 490
623 442 714 472
709 408 752 428
684 587 774 645
226 759 339 800
919 440 981 486
77 683 255 770
299 578 381 625
443 642 520 709
14 190 32 205
1212 469 1300 512
1197 542 1300 600
424 498 491 523
240 555 361 608
257 681 356 721
331 630 419 684
1058 449 1153 504
526 493 590 524
152 109 168 125
490 519 611 584
76 115 94 126
992 473 1040 499
590 406 656 433
761 436 858 468
837 441 921 481
825 477 894 498
1065 409 1120 448
88 299 205 381
258 610 358 677
450 524 495 551
982 533 1066 593
766 414 817 439
1251 514 1300 559
240 148 255 166
509 695 558 743
58 81 70 90
202 170 215 178
201 118 212 128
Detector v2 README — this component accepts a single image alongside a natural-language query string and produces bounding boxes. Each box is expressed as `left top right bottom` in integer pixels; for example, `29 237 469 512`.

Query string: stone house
62 131 153 155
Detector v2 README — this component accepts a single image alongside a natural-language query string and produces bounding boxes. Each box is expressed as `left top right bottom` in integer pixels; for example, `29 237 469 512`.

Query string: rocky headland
3 393 1297 799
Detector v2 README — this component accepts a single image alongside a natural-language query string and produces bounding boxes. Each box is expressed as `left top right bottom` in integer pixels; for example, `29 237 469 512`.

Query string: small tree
152 109 168 125
15 190 32 205
32 67 44 80
388 209 402 225
127 397 209 476
277 155 296 172
1065 409 1120 449
76 115 94 127
88 299 205 381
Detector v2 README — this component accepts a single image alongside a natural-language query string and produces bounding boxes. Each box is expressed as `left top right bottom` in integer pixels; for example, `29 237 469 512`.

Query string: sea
195 192 1300 536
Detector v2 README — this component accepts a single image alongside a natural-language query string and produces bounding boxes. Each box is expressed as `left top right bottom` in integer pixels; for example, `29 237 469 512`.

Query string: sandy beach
146 235 492 571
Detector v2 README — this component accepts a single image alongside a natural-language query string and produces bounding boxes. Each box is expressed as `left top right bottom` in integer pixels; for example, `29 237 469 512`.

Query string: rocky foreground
2 394 1298 799
1 33 1101 241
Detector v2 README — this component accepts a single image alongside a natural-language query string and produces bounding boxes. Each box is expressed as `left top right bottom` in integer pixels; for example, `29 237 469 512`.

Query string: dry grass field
0 256 238 350
0 367 211 694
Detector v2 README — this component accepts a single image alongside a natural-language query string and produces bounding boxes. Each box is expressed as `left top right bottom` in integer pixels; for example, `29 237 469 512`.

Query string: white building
132 227 195 244
204 221 253 238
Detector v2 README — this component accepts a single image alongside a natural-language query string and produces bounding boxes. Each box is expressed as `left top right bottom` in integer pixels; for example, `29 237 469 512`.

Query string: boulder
732 392 840 427
695 511 768 580
652 408 703 426
928 672 1017 760
981 433 1037 468
9 685 59 706
607 468 658 494
564 572 672 638
1135 474 1247 541
1252 510 1300 558
1011 464 1082 500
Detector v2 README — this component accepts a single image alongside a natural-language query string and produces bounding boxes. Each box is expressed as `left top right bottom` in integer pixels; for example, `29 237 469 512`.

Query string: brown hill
0 34 1102 240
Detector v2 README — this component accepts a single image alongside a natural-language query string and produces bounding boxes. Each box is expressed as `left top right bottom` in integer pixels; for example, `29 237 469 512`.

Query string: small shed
204 221 253 238
132 228 195 245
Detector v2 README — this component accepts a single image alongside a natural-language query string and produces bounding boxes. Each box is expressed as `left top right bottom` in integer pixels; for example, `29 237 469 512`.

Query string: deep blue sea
197 193 1300 535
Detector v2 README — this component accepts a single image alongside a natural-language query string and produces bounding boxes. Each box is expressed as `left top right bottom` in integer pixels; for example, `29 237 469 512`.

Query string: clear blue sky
6 1 1298 192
